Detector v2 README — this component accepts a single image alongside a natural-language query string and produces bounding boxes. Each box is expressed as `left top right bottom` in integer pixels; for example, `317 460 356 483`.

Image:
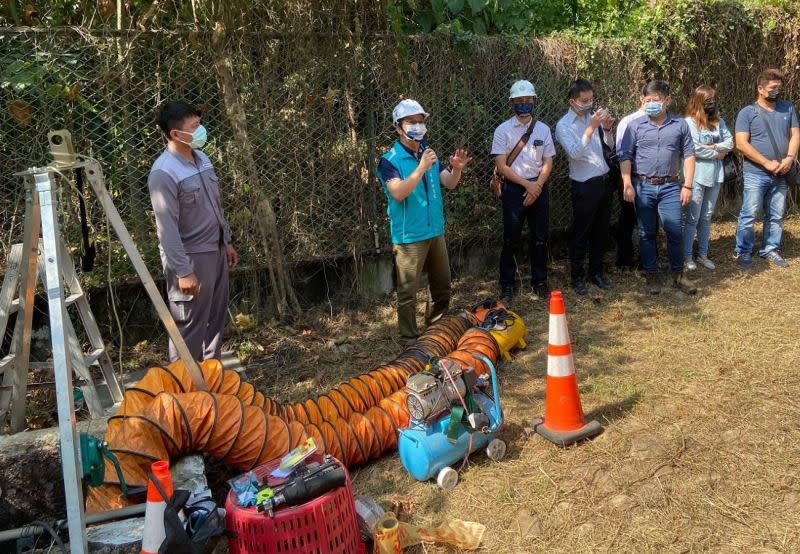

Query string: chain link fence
1 28 797 286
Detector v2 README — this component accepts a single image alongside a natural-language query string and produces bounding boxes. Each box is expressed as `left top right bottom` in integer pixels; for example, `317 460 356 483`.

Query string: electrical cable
30 520 67 554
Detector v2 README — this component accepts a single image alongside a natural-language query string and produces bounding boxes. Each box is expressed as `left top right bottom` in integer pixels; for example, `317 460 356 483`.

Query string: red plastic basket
225 454 366 554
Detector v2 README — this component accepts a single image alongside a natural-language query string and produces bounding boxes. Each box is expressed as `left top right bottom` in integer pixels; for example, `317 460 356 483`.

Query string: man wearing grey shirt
148 101 238 362
734 68 800 269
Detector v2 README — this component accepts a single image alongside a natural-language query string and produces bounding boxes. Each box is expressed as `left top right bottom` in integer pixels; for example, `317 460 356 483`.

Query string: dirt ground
13 217 800 553
212 216 799 554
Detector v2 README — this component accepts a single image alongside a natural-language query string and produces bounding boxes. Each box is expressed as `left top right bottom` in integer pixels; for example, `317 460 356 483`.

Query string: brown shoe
672 271 698 294
645 273 661 295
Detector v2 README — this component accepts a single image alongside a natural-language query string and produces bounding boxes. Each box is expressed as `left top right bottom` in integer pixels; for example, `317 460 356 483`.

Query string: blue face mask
644 101 664 117
514 103 534 116
176 124 208 149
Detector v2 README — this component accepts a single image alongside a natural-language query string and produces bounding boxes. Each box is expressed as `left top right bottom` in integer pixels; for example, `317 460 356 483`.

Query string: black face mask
703 102 717 116
766 88 782 102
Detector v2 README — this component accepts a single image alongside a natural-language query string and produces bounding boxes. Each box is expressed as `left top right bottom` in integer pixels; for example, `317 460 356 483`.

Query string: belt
635 174 678 185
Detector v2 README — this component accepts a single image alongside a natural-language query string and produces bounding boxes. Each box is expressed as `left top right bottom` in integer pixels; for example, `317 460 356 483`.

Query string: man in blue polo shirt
620 80 697 295
734 68 800 269
377 99 472 345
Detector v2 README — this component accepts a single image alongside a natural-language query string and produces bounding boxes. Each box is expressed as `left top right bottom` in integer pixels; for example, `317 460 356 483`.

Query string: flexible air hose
115 311 475 421
86 304 518 512
86 326 503 513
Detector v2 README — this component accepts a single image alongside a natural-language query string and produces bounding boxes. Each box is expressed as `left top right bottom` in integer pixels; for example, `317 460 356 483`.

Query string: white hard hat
509 80 537 99
392 99 429 124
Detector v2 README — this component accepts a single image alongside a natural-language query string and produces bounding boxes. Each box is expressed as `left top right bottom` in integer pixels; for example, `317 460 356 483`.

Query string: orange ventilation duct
87 307 515 513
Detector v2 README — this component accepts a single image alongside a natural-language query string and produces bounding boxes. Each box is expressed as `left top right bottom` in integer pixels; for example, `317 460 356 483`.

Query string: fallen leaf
7 100 33 128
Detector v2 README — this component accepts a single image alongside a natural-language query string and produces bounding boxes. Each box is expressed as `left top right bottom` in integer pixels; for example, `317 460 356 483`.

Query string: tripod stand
0 130 208 552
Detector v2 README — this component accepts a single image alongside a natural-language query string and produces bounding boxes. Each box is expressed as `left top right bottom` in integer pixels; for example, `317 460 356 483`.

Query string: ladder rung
65 292 84 306
0 354 13 373
84 348 105 366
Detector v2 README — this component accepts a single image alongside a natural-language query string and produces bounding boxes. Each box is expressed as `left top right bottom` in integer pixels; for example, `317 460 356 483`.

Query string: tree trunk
5 0 21 25
211 24 301 318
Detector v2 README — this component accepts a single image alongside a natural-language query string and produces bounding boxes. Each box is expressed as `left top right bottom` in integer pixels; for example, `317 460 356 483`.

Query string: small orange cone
532 291 602 446
140 460 173 554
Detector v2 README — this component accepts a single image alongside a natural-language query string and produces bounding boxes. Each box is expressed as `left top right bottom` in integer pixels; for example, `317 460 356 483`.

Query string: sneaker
573 278 588 296
763 251 789 269
590 274 612 290
697 255 716 270
673 271 698 295
645 273 661 295
534 282 550 299
684 257 697 271
500 287 514 304
736 252 753 269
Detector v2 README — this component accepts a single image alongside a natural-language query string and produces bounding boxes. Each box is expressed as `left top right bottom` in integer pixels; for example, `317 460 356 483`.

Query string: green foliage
387 0 644 37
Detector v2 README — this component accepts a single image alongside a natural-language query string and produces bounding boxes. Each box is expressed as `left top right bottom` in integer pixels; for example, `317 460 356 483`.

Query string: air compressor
397 354 505 490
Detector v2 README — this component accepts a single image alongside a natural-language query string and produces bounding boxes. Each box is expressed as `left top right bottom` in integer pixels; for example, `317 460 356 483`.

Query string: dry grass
232 216 800 553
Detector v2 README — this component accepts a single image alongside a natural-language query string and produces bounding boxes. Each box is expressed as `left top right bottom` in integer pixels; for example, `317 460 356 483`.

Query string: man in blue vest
377 99 472 346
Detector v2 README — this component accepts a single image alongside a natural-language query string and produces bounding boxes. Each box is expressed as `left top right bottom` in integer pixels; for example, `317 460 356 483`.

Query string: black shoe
534 282 550 299
590 274 612 290
500 288 514 304
645 273 662 295
572 278 588 295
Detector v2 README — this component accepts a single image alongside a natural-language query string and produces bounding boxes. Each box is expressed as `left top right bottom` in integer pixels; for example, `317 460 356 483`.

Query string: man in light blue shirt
619 80 697 295
555 79 615 295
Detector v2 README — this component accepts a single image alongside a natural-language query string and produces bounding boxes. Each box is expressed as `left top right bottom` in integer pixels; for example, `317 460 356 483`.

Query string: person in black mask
491 80 556 302
682 85 734 272
734 69 800 269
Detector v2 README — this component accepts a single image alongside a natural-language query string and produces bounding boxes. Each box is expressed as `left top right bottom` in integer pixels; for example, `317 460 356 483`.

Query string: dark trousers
499 182 549 289
570 174 613 281
615 185 637 267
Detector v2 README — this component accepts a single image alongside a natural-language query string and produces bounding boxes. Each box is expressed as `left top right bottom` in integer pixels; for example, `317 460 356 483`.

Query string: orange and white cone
140 460 173 554
532 291 602 446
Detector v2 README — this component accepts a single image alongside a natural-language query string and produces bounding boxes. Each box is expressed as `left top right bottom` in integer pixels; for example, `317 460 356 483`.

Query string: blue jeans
735 172 787 257
634 180 683 273
683 181 721 258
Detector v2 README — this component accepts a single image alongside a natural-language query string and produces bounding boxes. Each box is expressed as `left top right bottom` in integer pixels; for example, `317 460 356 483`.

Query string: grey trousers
164 246 229 362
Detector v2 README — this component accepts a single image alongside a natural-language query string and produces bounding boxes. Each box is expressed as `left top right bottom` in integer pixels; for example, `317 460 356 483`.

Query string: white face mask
403 123 427 141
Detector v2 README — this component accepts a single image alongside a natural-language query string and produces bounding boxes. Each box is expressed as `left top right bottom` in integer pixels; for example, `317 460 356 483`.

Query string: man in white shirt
555 79 615 294
614 100 645 270
491 80 557 301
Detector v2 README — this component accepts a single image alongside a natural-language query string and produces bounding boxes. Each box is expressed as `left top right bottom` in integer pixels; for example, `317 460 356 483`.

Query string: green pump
79 434 146 498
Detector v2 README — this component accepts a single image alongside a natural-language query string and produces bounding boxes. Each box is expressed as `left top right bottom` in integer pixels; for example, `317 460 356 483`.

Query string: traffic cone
140 460 173 554
532 291 602 446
